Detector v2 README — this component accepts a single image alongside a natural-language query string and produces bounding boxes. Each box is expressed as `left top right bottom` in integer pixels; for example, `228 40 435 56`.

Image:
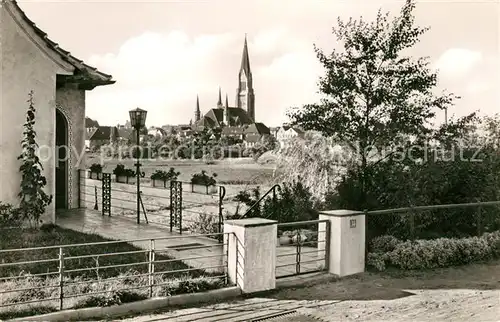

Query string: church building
192 35 270 144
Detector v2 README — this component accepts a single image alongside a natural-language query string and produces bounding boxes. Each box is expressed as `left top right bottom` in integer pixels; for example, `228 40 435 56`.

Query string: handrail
241 184 281 219
364 200 500 216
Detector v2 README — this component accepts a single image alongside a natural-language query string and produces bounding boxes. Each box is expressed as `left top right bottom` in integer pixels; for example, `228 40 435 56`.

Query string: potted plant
88 163 103 180
150 167 180 188
113 164 136 184
190 170 218 194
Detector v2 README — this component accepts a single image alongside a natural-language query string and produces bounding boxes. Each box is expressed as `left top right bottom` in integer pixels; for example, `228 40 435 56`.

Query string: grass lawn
81 155 275 229
80 178 264 229
85 154 276 185
0 226 224 319
0 225 205 279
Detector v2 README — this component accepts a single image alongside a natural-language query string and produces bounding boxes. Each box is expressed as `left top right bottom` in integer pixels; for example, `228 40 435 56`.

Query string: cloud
465 79 492 94
86 29 322 127
434 48 482 79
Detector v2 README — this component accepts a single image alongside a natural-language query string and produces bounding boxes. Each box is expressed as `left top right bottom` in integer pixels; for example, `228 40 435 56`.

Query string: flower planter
191 184 218 195
116 175 136 184
152 179 168 188
89 172 103 180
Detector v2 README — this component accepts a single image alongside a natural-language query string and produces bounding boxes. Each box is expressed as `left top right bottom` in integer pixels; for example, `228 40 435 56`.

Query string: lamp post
129 107 147 224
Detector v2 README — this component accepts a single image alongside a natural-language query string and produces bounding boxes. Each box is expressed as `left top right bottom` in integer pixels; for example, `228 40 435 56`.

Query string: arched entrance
55 109 68 209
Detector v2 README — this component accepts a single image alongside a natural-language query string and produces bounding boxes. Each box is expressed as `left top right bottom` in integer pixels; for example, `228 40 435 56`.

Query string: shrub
367 231 500 271
191 171 217 186
73 290 147 309
89 163 103 173
150 168 180 181
112 164 135 177
187 213 220 237
0 202 21 228
369 235 400 253
233 179 317 222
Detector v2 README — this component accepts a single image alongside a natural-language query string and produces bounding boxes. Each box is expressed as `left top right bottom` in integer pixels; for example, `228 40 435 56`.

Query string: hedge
367 231 500 271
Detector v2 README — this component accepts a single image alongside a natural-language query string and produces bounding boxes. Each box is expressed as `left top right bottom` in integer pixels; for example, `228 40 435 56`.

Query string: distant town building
88 126 119 149
276 125 305 147
147 127 167 138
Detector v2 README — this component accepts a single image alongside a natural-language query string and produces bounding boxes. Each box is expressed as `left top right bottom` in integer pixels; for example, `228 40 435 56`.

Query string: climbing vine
17 91 52 227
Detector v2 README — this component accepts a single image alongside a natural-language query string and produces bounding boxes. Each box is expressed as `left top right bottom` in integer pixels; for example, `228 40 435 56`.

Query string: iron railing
365 200 500 243
275 219 329 279
241 184 281 219
0 233 232 314
79 172 226 238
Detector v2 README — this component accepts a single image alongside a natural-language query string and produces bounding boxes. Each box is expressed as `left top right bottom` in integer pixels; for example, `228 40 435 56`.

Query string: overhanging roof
4 0 115 90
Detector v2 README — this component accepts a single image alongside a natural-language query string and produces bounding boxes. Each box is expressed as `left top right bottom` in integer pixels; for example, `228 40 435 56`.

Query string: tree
275 133 352 203
250 135 279 161
288 0 464 208
18 91 52 227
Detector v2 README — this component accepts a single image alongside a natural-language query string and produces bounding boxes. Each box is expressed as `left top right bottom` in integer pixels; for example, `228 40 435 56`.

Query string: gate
168 180 226 243
169 180 183 233
275 219 330 279
102 173 111 216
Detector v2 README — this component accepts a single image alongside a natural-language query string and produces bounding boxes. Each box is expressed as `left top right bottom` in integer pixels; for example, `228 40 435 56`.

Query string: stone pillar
224 218 277 293
318 210 365 277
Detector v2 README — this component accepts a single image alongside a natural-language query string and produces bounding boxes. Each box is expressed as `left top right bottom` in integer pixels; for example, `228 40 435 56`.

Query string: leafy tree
275 133 352 203
288 0 465 208
250 135 279 161
18 91 52 228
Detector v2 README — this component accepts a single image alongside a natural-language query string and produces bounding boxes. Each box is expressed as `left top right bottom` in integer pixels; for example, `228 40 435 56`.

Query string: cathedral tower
236 34 255 121
195 95 201 122
217 86 223 108
224 93 229 126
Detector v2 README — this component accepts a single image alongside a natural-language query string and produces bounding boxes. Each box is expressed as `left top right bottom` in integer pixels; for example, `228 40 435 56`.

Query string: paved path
56 209 322 276
117 289 500 321
56 209 224 272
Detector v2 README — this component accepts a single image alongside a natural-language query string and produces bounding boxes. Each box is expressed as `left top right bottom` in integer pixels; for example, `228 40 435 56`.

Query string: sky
18 0 499 128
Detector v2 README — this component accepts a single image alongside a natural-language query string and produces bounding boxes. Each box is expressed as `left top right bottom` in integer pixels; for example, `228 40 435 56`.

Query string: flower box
150 168 179 189
88 163 103 180
89 172 103 180
113 164 136 184
152 179 168 188
190 170 217 194
191 184 218 195
116 175 136 184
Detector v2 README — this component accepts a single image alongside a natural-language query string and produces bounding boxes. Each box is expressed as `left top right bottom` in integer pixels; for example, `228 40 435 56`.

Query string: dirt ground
263 259 500 321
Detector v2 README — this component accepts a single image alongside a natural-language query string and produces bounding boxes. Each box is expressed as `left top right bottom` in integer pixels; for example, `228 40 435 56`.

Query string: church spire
240 34 251 76
225 94 229 108
195 95 201 122
217 87 222 108
236 34 255 121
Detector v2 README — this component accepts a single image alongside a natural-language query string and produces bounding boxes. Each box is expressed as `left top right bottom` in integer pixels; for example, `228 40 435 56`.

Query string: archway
55 109 68 209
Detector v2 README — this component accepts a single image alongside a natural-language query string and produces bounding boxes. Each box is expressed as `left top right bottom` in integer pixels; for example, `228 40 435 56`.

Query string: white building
276 125 305 147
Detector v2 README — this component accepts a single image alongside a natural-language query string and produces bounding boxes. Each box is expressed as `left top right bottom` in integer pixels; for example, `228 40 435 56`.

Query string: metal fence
78 171 226 241
365 200 500 246
275 219 330 279
0 233 231 313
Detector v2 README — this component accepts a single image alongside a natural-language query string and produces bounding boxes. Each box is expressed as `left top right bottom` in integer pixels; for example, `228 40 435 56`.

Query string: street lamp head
129 108 147 130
